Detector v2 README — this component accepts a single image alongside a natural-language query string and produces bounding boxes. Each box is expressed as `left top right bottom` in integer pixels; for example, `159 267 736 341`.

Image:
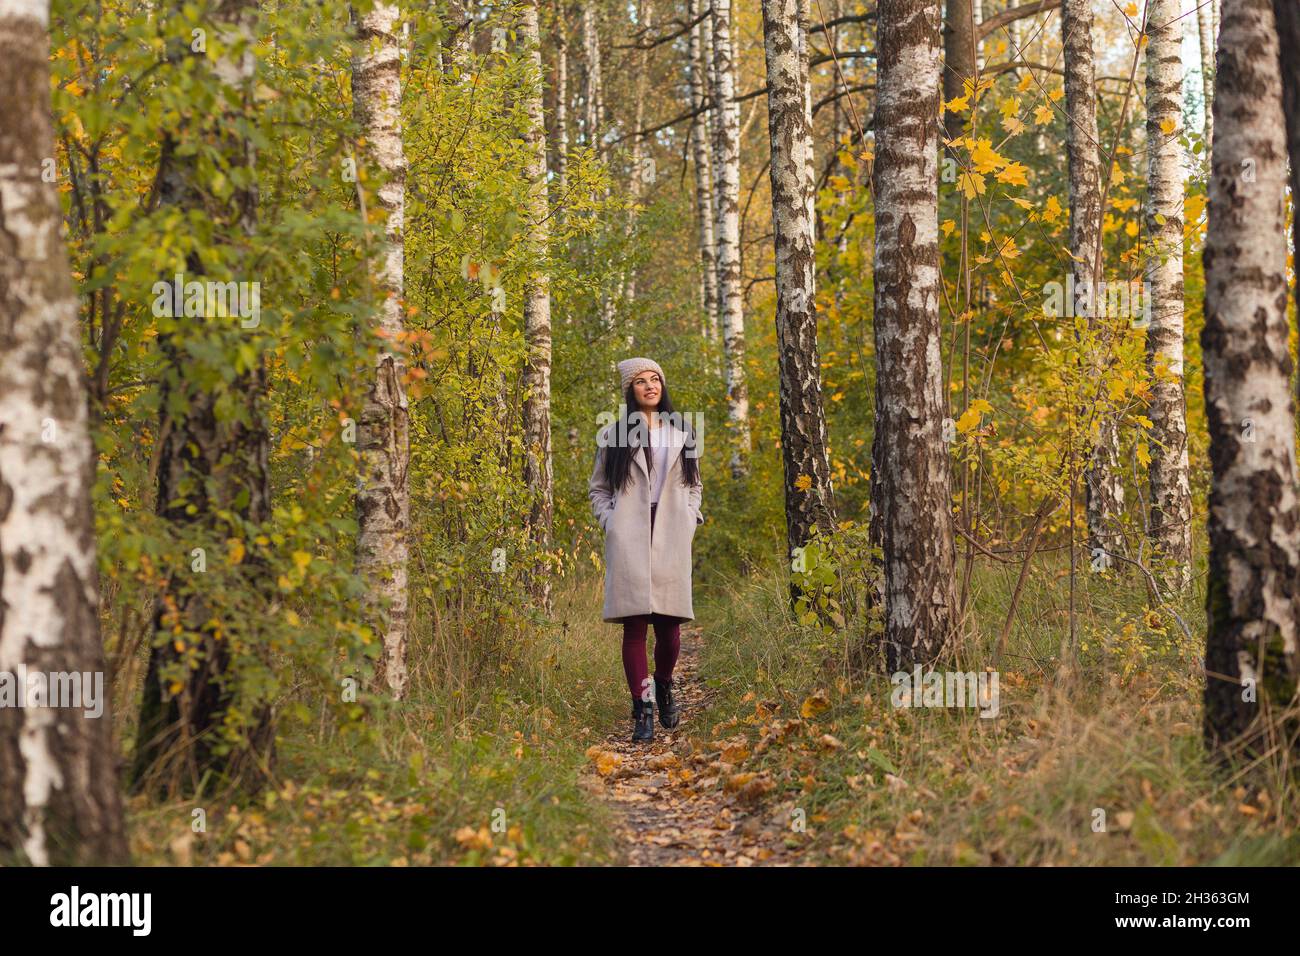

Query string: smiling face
631 370 662 417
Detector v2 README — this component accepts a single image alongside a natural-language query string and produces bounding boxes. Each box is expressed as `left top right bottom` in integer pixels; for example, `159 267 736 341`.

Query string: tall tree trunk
688 0 720 336
519 0 555 611
943 0 977 140
763 0 839 559
0 0 130 865
1144 0 1191 588
581 2 617 334
711 0 750 477
1202 0 1300 758
1198 0 1216 148
624 0 656 306
551 0 569 196
582 2 604 147
133 0 274 794
871 0 959 669
1274 0 1300 360
443 0 473 73
352 0 411 699
1061 0 1122 562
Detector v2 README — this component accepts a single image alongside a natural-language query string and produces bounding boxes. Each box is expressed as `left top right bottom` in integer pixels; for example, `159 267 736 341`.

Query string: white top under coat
646 424 685 505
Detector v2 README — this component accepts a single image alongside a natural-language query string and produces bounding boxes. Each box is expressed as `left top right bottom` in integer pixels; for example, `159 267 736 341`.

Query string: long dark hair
602 382 701 494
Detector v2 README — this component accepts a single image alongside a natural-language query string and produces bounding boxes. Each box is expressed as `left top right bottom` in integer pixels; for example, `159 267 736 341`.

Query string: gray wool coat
587 421 703 623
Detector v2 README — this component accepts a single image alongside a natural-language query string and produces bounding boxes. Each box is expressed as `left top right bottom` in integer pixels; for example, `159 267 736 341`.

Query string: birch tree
551 0 569 195
519 0 555 610
1273 0 1300 321
762 0 838 556
133 0 275 790
1144 0 1191 586
1061 0 1122 562
1198 0 1215 148
1201 0 1300 757
871 0 959 669
352 0 411 699
688 0 719 335
0 0 129 865
711 0 750 477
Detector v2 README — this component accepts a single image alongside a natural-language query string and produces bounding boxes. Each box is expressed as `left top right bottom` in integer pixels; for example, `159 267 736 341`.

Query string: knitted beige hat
618 357 666 392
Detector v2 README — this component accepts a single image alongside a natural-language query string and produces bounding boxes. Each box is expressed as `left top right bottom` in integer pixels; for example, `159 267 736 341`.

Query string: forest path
579 627 804 866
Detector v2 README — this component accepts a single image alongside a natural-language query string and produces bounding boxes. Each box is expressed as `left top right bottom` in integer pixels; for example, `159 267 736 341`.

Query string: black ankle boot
632 697 655 743
655 676 680 729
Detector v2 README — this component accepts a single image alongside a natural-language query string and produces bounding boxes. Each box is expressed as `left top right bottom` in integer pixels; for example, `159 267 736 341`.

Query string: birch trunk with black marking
711 0 750 476
1201 0 1300 758
624 0 656 306
1198 0 1216 148
582 2 604 146
1061 0 1123 561
551 0 569 197
133 0 275 793
1144 0 1191 588
352 0 410 699
871 0 959 669
0 0 129 864
1273 0 1300 350
763 0 839 557
519 0 554 611
688 0 719 335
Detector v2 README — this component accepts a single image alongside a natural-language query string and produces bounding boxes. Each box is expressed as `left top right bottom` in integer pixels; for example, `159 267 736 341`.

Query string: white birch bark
552 1 569 197
1201 0 1300 755
352 0 410 699
688 0 720 335
519 0 554 610
0 0 129 865
870 0 959 668
711 0 750 476
1144 0 1192 587
1061 0 1123 560
763 0 839 554
1198 0 1215 149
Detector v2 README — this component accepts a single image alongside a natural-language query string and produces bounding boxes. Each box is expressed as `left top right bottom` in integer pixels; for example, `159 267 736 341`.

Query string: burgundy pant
621 503 682 699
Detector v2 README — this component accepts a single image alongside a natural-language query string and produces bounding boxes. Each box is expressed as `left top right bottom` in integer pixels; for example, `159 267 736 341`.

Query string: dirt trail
579 627 804 866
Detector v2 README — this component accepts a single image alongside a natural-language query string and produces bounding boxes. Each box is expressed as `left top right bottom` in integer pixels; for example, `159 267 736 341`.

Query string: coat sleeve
688 448 703 525
588 431 616 532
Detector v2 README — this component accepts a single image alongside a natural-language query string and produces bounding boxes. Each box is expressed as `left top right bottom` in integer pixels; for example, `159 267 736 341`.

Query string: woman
588 358 703 743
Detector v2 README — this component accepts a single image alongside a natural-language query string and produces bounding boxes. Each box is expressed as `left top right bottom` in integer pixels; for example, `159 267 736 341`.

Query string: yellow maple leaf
1002 116 1028 136
227 539 246 566
795 473 813 491
996 162 1029 187
970 138 1004 174
1159 117 1176 135
944 94 970 114
941 219 957 237
1042 195 1063 224
1033 104 1055 125
999 96 1020 118
1124 2 1137 16
1016 72 1035 93
1048 87 1065 102
958 171 987 199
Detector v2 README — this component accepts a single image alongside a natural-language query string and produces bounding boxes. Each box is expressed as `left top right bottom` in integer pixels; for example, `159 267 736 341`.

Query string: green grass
127 575 630 866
